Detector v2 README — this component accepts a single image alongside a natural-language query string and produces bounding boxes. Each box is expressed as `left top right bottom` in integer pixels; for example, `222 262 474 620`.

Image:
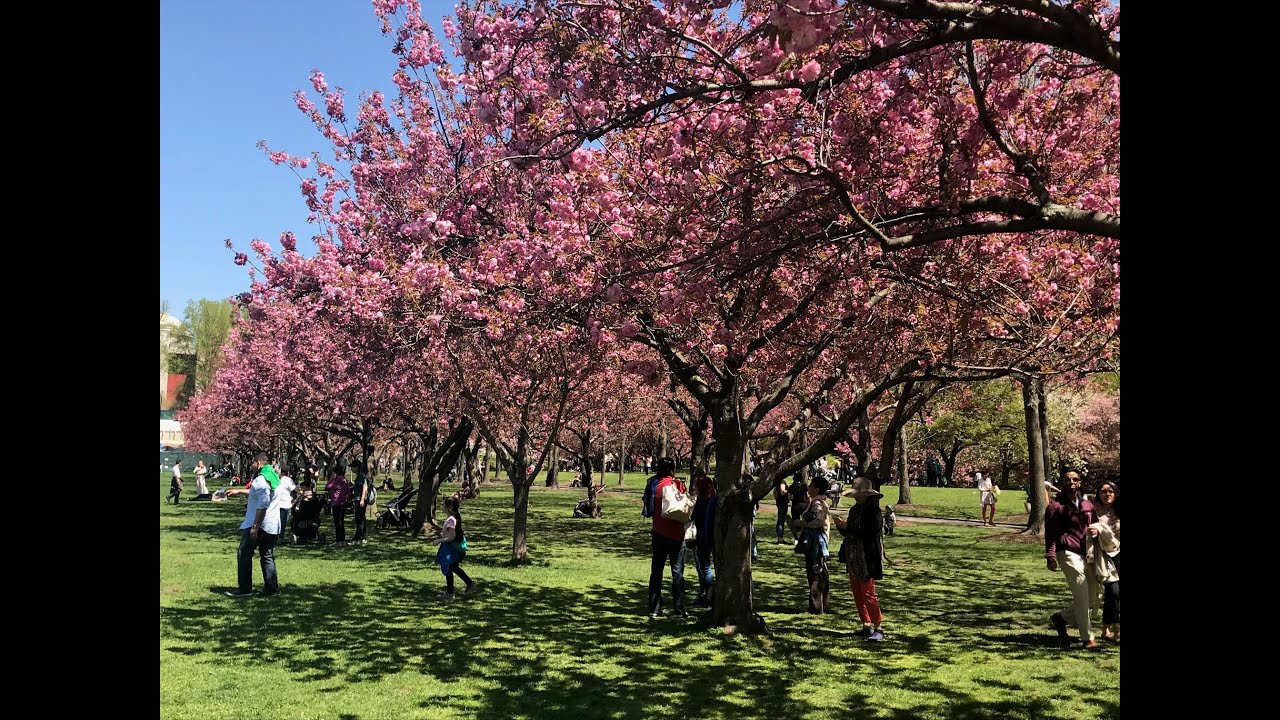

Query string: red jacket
1044 493 1095 560
651 476 687 541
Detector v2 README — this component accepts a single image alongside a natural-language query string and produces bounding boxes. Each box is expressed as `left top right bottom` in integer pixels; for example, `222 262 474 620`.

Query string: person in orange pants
835 477 886 641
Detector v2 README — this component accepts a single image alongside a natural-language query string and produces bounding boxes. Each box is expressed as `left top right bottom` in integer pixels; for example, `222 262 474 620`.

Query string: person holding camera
793 475 832 614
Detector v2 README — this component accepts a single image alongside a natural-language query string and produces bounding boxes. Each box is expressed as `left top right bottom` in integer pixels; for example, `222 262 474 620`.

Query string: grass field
160 474 1118 719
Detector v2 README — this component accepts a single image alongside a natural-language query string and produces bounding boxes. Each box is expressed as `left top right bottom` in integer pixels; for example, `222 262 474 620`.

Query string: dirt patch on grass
983 530 1041 544
891 504 932 512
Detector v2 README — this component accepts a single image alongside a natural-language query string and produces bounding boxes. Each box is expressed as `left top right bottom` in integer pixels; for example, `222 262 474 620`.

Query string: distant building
160 313 193 410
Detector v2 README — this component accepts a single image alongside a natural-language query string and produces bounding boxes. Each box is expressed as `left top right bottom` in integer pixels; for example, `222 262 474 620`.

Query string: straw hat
841 476 884 500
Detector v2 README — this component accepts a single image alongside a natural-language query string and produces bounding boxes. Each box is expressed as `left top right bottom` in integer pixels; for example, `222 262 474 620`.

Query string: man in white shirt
225 452 282 597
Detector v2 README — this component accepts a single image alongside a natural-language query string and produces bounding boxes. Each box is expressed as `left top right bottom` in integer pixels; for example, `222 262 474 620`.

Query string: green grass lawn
881 486 1031 524
160 475 1118 719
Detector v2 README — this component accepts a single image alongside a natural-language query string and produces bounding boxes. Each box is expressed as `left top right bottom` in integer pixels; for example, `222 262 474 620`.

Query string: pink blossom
799 60 822 83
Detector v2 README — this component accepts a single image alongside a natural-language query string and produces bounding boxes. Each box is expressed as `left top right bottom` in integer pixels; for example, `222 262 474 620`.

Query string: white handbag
661 484 695 523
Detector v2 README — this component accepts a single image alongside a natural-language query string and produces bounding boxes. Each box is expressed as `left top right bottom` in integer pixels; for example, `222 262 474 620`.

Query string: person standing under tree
433 496 476 599
351 459 371 546
976 471 998 526
834 477 887 642
646 458 689 619
224 452 282 598
325 464 351 547
1045 468 1101 651
793 475 832 614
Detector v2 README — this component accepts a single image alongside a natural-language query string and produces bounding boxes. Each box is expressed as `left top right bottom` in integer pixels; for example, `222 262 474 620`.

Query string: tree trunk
512 471 531 562
708 400 766 634
618 435 626 486
546 445 559 488
409 422 472 535
360 418 374 475
660 417 668 458
940 440 963 487
690 410 708 476
580 430 593 488
999 447 1017 493
712 496 760 632
462 439 477 489
1022 375 1048 535
416 449 437 533
579 430 596 513
1038 377 1052 478
794 427 809 485
896 425 912 505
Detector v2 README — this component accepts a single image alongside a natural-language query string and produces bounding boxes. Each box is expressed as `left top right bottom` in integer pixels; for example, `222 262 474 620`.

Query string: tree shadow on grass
163 487 1117 719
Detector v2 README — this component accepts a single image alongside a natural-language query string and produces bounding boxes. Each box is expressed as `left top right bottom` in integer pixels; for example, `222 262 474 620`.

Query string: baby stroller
376 487 418 530
292 491 326 544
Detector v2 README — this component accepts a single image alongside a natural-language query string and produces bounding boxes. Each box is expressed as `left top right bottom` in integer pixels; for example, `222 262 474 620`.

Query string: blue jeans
694 541 714 600
648 534 686 614
237 528 279 595
279 509 292 539
775 502 787 541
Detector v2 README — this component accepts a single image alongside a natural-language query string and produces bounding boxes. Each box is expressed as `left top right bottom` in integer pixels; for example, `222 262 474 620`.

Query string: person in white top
225 452 282 597
976 471 998 526
273 466 299 544
194 461 209 497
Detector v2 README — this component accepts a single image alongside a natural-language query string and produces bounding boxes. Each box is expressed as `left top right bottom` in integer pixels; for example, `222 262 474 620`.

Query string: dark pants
693 541 714 602
446 561 473 593
168 487 181 504
1103 553 1121 624
333 505 347 543
279 509 292 539
806 557 831 613
352 503 367 543
775 502 787 541
237 528 279 595
648 533 686 614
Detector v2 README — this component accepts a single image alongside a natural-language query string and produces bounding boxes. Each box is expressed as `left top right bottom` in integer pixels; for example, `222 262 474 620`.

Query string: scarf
260 463 281 490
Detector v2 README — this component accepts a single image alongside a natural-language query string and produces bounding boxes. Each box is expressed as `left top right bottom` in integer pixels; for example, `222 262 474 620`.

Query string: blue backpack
641 475 660 518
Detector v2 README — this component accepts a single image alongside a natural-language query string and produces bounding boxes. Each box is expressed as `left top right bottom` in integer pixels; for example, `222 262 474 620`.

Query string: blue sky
160 1 454 314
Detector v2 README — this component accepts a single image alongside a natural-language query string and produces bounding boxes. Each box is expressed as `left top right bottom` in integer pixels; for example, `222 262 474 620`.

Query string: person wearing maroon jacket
647 458 689 619
1045 468 1102 651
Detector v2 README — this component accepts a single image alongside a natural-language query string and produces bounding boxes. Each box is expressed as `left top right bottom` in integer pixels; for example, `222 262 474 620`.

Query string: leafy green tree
180 299 237 393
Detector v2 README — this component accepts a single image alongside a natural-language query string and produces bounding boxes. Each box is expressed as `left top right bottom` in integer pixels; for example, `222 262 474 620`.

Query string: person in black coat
835 477 886 642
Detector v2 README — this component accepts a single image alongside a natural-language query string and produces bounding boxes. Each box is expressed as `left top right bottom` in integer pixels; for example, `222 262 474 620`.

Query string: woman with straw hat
834 477 887 642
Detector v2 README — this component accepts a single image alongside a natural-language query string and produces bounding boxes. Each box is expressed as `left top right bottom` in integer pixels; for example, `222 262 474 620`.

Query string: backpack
641 475 660 518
